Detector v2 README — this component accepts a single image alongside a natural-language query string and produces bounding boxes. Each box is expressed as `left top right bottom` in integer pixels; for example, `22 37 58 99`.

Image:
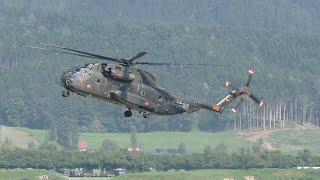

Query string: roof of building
152 148 181 155
78 141 88 149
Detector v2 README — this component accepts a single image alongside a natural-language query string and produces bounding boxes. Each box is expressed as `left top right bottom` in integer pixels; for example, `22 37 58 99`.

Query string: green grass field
24 129 251 154
0 169 65 180
2 169 320 180
19 127 320 155
113 168 320 180
81 131 252 153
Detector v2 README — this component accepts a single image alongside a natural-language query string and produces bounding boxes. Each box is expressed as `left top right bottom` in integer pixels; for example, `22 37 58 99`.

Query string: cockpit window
70 67 81 74
69 67 90 82
70 72 79 81
80 68 89 78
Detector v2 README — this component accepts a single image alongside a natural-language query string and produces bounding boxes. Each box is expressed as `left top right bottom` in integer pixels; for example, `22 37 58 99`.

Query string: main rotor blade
27 46 103 59
129 51 148 63
39 43 119 62
137 62 227 67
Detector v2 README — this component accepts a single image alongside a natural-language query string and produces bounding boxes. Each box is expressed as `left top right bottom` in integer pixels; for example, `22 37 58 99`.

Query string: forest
0 1 320 148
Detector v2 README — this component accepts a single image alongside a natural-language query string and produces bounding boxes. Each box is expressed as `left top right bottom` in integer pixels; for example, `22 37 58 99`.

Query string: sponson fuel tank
111 91 157 109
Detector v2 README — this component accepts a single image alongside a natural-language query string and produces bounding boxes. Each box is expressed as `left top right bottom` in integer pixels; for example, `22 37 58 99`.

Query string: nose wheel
143 111 150 118
62 89 70 97
124 108 132 117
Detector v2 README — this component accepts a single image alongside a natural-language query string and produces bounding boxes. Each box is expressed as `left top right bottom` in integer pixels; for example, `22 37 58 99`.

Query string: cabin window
115 66 121 70
141 91 145 96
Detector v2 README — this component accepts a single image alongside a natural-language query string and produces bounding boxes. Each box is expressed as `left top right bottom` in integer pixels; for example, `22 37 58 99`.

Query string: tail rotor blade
224 81 240 91
231 96 245 113
248 93 263 107
245 69 254 89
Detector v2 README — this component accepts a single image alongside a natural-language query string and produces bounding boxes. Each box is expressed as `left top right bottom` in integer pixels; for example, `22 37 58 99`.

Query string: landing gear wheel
143 111 150 118
62 90 70 97
124 111 132 117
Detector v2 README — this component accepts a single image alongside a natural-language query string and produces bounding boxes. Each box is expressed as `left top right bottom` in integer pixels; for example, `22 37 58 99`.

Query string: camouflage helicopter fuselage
61 63 225 118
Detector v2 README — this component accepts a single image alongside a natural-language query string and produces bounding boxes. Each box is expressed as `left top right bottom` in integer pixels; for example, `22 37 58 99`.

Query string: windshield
79 68 89 78
70 68 89 81
70 67 80 73
69 67 80 81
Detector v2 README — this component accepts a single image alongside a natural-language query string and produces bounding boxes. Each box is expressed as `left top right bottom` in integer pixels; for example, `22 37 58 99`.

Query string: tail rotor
224 69 263 112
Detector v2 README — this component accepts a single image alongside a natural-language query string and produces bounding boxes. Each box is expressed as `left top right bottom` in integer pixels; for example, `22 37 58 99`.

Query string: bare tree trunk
268 104 272 129
290 101 294 124
289 102 292 124
315 109 318 127
273 104 276 129
315 108 318 127
249 101 252 130
309 108 312 124
276 102 279 128
255 108 258 129
283 101 286 128
294 97 298 124
239 111 242 130
317 112 319 127
263 105 266 130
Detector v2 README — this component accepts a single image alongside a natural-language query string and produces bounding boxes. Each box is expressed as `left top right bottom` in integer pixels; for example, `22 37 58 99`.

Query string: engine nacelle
111 71 135 82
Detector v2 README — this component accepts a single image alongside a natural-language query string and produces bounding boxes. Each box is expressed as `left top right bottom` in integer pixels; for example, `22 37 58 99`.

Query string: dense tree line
0 143 319 172
0 1 320 140
3 0 320 32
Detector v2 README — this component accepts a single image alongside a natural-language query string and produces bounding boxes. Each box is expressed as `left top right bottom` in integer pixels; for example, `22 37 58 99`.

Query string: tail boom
212 92 238 113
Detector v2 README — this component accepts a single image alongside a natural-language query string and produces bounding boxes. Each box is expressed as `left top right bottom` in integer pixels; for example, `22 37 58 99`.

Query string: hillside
242 127 320 156
0 1 320 148
2 1 320 179
3 0 320 32
0 125 37 149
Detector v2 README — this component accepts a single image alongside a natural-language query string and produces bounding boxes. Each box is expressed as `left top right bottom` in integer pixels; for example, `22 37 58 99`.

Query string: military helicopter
29 43 263 118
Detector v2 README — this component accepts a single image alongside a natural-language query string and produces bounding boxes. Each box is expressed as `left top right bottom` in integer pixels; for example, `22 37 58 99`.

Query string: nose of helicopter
61 71 72 88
